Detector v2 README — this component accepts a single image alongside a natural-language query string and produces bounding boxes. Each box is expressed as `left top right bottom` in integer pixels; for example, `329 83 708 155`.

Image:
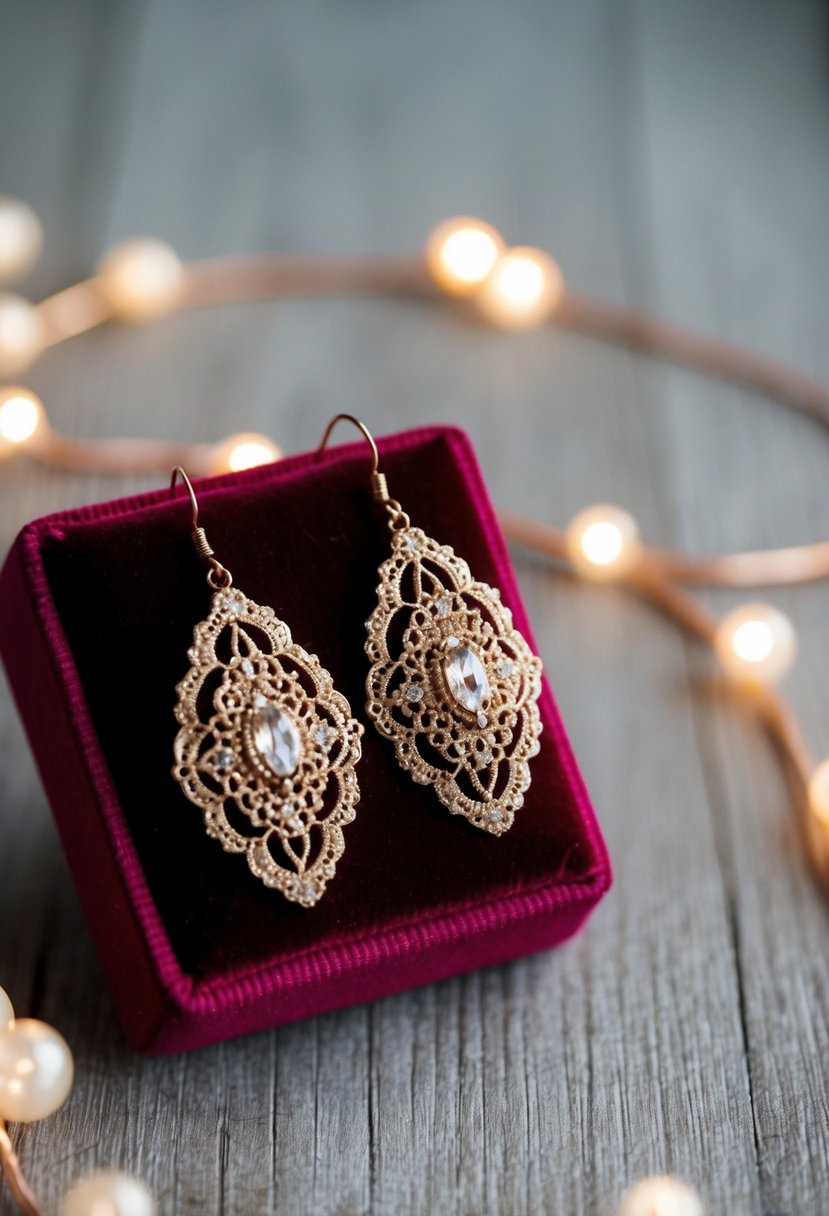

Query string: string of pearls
0 985 154 1215
0 197 826 1212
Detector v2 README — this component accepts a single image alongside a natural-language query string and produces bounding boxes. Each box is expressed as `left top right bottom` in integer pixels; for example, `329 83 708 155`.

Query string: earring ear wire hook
318 414 380 474
171 465 200 530
317 414 410 529
170 465 233 588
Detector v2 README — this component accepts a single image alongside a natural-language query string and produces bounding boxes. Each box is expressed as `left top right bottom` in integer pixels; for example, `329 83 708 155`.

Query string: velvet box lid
0 425 611 1053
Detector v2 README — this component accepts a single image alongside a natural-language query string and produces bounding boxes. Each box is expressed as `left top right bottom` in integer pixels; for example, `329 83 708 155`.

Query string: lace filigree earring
317 417 542 836
169 467 363 906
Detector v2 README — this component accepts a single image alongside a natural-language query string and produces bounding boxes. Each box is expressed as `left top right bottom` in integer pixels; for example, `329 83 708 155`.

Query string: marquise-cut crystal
252 703 302 776
444 645 490 713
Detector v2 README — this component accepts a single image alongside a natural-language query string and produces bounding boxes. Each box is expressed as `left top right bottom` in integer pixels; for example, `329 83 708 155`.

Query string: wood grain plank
632 1 829 1211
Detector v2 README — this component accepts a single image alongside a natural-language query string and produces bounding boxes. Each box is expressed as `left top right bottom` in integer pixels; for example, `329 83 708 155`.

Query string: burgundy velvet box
0 425 610 1053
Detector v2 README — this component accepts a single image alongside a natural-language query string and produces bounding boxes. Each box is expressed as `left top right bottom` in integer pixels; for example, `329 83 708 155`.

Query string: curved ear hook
169 465 233 588
170 465 200 532
317 414 409 529
317 413 380 475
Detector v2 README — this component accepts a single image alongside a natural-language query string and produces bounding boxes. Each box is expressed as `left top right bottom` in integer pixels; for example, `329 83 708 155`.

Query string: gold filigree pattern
173 585 363 906
365 526 542 834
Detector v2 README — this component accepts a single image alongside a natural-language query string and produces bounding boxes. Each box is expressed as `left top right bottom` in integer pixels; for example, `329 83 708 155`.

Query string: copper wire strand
499 508 820 864
3 248 829 1215
0 1122 43 1216
22 256 829 584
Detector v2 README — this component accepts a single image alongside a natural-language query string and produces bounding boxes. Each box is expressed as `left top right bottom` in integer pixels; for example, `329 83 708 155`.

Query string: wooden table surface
2 2 829 1213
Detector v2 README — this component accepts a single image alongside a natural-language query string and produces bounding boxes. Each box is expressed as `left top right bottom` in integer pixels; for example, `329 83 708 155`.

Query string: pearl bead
618 1175 705 1216
0 1018 73 1123
0 293 42 375
61 1170 157 1216
475 246 564 329
426 216 504 296
97 238 183 322
210 431 282 473
0 197 43 283
565 504 641 579
0 986 13 1030
715 603 797 686
809 759 829 828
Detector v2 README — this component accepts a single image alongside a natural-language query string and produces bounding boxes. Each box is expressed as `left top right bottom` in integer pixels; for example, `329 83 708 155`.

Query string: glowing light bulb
565 504 641 579
618 1176 704 1216
97 238 183 322
0 197 43 284
211 432 282 474
0 387 44 446
0 292 42 375
476 246 564 329
808 759 829 828
715 603 796 685
426 216 504 296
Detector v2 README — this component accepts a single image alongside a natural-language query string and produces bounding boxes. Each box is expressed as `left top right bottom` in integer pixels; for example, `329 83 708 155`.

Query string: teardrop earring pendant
318 417 543 836
169 467 363 906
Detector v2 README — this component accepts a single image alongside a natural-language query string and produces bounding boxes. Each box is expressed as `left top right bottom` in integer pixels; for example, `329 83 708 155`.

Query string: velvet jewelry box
0 425 610 1053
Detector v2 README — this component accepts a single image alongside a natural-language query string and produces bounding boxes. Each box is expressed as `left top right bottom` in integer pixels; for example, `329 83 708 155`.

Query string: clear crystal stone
252 703 302 776
241 659 254 677
497 659 515 678
488 810 503 825
406 683 424 703
404 533 420 551
446 635 460 650
436 596 451 617
444 646 490 713
211 748 234 773
315 724 331 746
477 712 488 727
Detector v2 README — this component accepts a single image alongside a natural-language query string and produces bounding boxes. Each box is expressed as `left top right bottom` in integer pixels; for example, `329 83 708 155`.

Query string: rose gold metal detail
0 1120 43 1216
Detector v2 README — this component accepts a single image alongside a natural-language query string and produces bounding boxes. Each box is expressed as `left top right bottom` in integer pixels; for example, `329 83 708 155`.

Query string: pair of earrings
171 416 543 908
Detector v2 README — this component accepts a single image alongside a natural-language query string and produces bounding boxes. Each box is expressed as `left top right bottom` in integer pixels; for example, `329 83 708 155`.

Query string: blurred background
2 2 829 1214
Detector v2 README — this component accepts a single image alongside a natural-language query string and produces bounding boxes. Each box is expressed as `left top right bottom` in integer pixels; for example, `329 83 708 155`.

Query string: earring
169 468 363 907
318 417 542 836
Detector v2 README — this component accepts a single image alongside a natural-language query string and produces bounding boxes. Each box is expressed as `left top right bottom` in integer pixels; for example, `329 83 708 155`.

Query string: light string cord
0 203 825 1216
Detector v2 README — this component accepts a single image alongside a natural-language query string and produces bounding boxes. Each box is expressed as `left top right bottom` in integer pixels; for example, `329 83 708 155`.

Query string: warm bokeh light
0 197 43 284
97 237 183 322
565 504 641 579
476 246 564 328
0 387 44 446
618 1175 704 1216
426 216 504 296
808 759 829 828
212 432 283 474
0 292 42 375
715 603 796 684
61 1170 158 1216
